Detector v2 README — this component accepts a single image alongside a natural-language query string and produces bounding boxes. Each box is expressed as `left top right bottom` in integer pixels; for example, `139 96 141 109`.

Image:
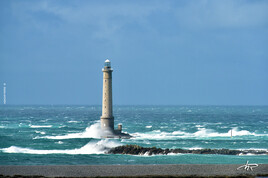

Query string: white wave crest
188 147 204 150
0 139 121 155
35 131 46 135
192 127 253 137
40 122 109 139
239 148 268 152
30 125 52 128
67 121 79 123
132 127 267 140
146 126 152 128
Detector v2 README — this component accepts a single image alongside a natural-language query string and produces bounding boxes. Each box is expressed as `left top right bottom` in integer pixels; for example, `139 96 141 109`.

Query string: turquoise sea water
0 105 267 165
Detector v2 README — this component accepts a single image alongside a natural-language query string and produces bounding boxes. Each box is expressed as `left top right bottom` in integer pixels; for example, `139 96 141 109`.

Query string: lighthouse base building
100 59 131 139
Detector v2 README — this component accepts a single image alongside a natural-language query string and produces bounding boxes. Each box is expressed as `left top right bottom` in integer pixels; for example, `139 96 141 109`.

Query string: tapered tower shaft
100 59 114 130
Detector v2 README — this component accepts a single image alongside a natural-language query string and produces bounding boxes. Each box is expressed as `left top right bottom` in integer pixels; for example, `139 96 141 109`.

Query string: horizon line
0 104 268 107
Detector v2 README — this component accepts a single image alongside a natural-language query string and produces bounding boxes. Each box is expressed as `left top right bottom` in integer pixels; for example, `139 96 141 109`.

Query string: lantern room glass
105 61 111 67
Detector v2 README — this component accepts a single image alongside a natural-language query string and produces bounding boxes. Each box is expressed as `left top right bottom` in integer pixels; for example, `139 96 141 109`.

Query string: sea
0 105 267 165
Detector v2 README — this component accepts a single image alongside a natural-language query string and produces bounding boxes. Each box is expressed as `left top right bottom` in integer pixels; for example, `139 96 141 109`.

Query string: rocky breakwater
108 145 268 156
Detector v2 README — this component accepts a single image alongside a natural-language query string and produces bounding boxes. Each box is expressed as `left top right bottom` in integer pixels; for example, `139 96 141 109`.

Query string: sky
0 0 267 105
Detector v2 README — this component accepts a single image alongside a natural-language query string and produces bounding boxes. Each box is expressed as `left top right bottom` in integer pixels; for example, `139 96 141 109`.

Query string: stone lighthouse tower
100 59 131 138
100 59 114 131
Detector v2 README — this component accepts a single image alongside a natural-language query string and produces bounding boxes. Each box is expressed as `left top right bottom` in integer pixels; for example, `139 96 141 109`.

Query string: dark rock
107 144 268 156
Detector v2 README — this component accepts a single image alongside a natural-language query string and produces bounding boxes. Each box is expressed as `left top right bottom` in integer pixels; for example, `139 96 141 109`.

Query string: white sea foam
242 153 255 156
132 127 267 140
239 148 268 152
187 147 204 150
143 140 151 145
35 131 46 135
40 122 109 139
146 126 152 128
160 126 168 129
195 125 204 128
152 130 161 133
246 141 259 143
67 121 79 123
0 139 121 155
30 125 52 128
132 131 177 140
167 153 183 156
238 152 267 156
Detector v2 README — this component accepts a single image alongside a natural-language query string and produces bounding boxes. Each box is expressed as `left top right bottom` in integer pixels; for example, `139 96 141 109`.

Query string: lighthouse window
105 80 106 82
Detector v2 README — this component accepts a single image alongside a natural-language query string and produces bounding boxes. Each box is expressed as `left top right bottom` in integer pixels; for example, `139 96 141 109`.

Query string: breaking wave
29 125 52 128
0 139 121 155
132 127 268 140
37 122 110 139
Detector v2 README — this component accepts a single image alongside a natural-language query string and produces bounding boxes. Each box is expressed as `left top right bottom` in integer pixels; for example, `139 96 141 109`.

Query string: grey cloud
10 1 169 38
174 1 268 30
10 0 268 37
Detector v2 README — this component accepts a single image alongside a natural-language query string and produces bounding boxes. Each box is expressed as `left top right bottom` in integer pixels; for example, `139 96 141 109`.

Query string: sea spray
1 139 121 155
39 122 112 139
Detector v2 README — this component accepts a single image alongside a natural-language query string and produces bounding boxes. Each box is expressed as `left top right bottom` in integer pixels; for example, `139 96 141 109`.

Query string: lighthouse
100 59 131 138
100 59 114 131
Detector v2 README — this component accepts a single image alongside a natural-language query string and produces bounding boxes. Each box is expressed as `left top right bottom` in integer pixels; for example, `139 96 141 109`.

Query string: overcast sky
0 0 267 105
